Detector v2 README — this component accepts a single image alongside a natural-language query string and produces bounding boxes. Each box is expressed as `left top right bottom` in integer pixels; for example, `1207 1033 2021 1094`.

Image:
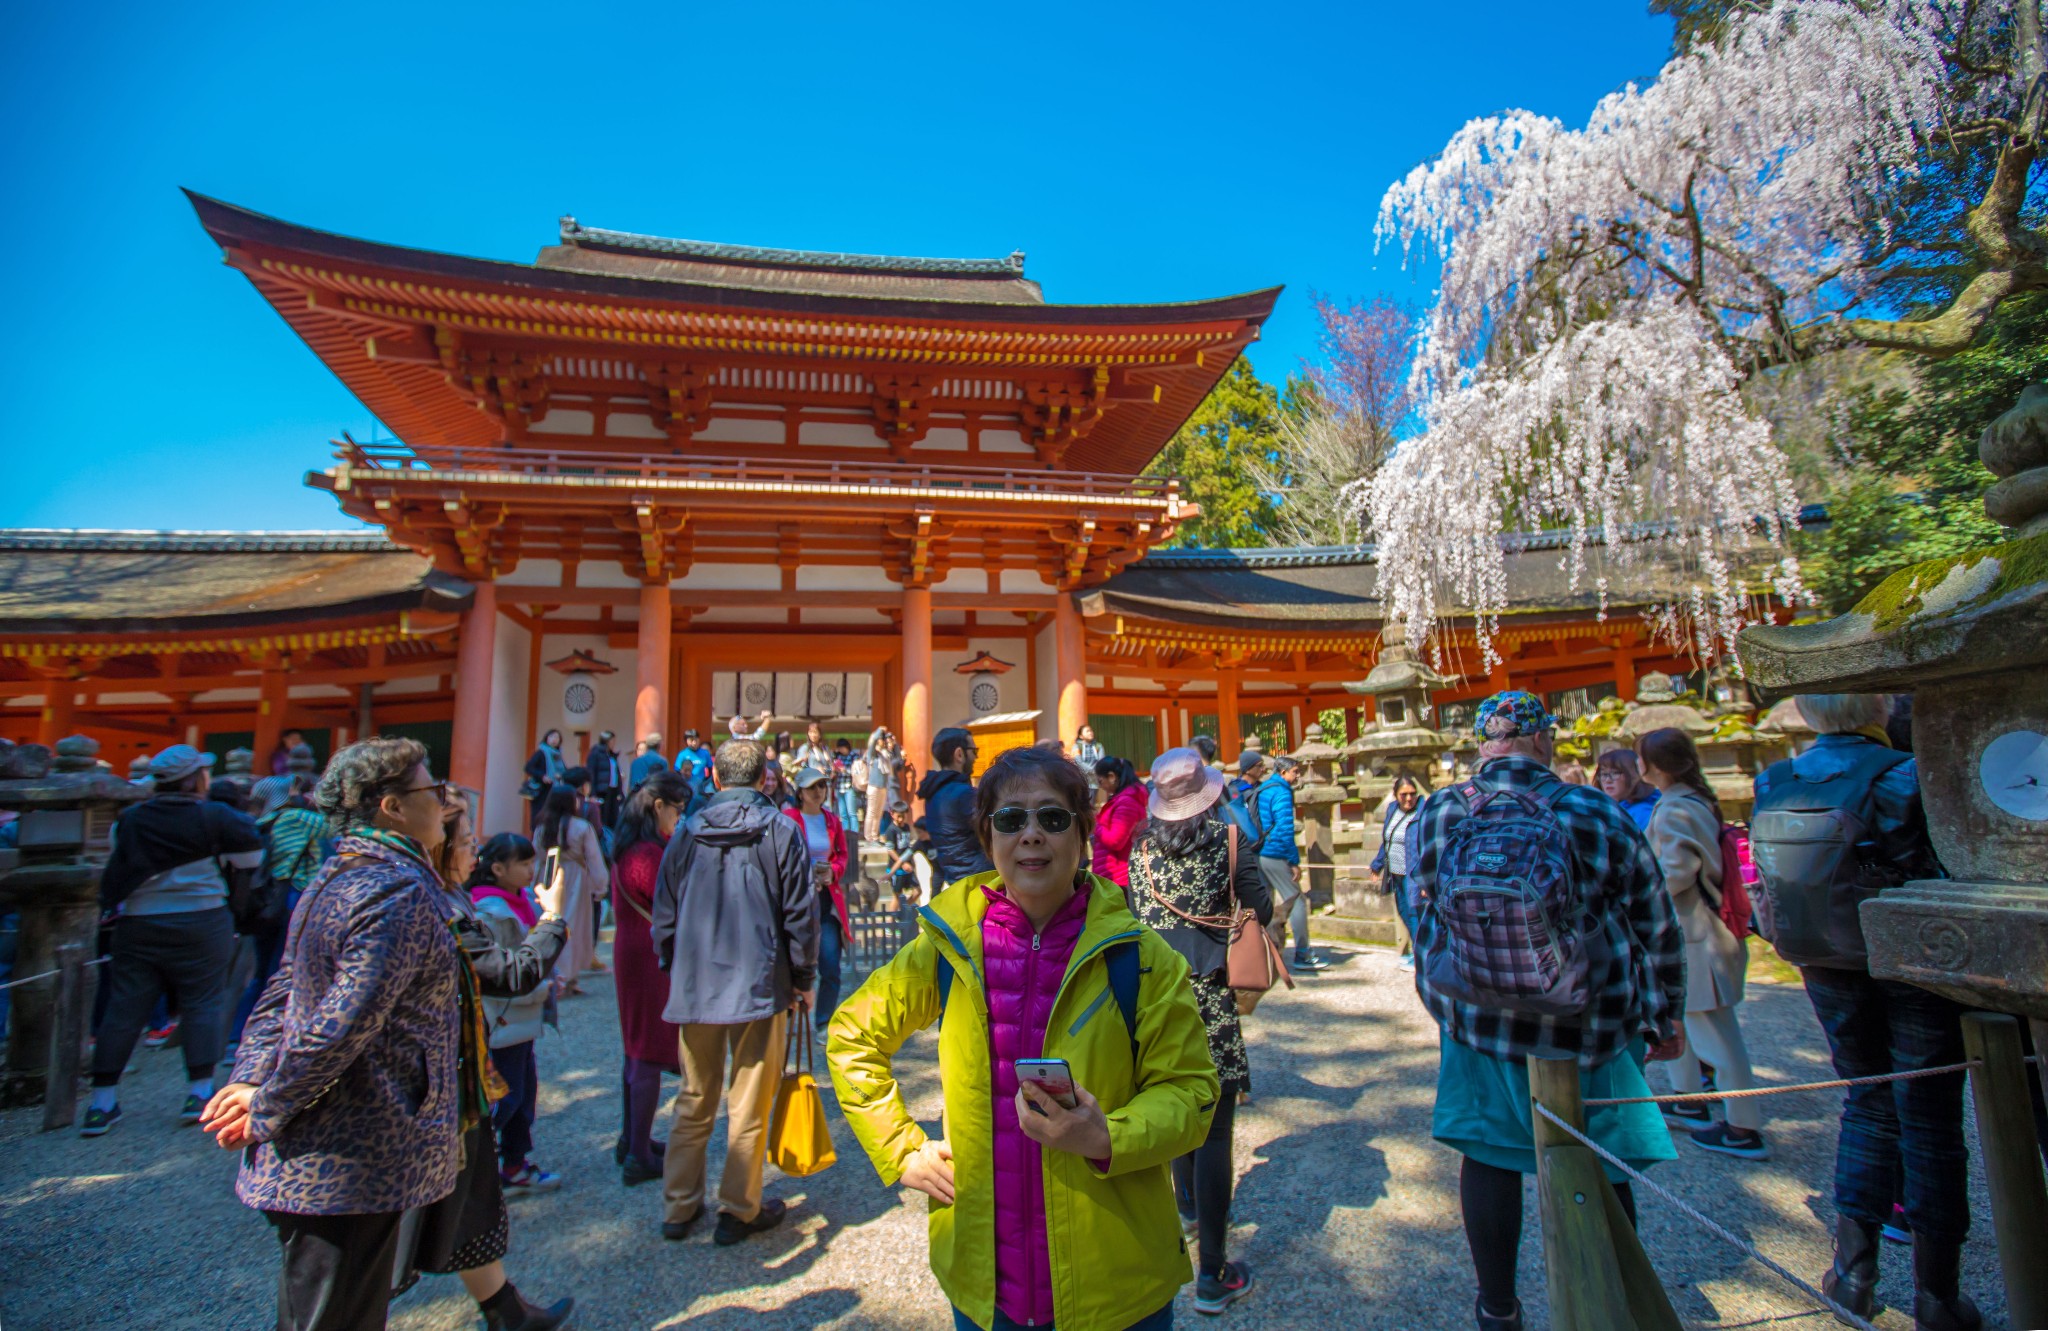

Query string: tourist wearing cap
919 726 993 889
785 765 852 1025
1407 690 1686 1331
1126 748 1273 1315
85 743 265 1137
1223 750 1264 844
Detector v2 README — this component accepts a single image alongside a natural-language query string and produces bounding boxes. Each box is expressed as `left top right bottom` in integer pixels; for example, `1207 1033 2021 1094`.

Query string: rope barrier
1584 1059 1984 1106
0 956 109 993
1531 1101 1882 1331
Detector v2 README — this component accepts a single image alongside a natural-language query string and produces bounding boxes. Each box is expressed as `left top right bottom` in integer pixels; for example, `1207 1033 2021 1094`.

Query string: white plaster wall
929 566 991 594
1000 568 1054 595
932 637 1022 729
540 633 637 762
672 563 781 592
606 411 666 439
483 613 531 838
981 427 1033 456
1111 675 1168 692
796 564 898 593
498 559 564 588
531 409 595 435
798 419 882 447
918 428 968 453
693 415 784 444
576 561 643 589
802 607 893 625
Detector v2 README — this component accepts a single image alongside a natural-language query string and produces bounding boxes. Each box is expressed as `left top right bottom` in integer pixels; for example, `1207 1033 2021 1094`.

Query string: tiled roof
0 530 397 554
559 217 1027 277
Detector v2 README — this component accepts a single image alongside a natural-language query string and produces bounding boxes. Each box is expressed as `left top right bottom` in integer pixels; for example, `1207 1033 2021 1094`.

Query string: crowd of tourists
54 679 2015 1331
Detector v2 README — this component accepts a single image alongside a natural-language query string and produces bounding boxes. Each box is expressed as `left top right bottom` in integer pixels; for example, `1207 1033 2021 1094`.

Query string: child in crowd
880 805 921 909
467 833 563 1191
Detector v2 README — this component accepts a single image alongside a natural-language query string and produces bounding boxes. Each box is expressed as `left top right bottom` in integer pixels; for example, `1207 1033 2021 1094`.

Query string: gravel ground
0 935 2016 1330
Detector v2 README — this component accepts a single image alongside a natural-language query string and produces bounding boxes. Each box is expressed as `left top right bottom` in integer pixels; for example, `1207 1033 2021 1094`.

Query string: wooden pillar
1613 647 1639 702
902 587 933 800
635 581 672 746
1963 1012 2048 1329
252 665 287 771
449 581 497 792
37 679 76 746
1218 674 1242 761
1053 593 1089 747
1154 706 1170 756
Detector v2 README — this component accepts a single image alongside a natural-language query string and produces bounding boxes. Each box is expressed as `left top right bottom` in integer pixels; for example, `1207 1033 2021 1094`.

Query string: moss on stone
1851 531 2048 632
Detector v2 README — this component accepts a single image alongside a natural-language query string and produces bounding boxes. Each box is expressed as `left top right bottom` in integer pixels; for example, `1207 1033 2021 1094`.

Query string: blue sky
1 2 1673 530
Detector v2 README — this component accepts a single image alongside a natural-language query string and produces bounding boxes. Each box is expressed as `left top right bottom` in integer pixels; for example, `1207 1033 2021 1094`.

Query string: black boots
479 1281 574 1331
1822 1216 1881 1322
1910 1240 1981 1331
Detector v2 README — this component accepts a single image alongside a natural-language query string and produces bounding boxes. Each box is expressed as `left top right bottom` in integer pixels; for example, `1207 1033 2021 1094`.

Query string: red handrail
335 437 1183 502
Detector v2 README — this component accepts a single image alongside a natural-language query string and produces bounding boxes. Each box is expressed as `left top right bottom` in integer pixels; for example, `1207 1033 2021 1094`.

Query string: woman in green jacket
828 743 1220 1331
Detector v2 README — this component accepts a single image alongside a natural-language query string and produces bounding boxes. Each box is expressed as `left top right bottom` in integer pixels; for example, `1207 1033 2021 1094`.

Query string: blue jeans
491 1040 540 1171
230 918 292 1045
817 910 843 1028
1801 966 1969 1243
954 1304 1172 1331
836 788 861 834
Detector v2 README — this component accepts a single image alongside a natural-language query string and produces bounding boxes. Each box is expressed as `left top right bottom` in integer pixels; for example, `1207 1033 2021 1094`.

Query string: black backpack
230 821 316 935
1749 745 1916 969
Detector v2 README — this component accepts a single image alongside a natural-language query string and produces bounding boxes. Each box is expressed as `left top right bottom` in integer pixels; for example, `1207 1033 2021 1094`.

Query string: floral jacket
230 833 462 1216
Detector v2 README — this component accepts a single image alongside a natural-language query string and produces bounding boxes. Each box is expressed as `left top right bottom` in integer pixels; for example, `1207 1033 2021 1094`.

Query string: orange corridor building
0 197 1713 830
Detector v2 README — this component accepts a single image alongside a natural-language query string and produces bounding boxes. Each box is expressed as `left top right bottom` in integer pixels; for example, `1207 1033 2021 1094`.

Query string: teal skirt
1432 1034 1676 1182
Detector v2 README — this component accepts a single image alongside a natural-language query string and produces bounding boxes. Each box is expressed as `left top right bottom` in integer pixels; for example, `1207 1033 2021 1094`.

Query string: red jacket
1090 782 1148 888
783 804 851 940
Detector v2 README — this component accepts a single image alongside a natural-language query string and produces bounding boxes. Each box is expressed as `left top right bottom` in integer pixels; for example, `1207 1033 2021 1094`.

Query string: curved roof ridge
0 529 401 554
560 217 1027 278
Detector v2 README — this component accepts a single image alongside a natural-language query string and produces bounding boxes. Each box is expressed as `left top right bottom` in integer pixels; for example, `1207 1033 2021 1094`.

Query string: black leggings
1171 1093 1239 1276
1461 1156 1636 1312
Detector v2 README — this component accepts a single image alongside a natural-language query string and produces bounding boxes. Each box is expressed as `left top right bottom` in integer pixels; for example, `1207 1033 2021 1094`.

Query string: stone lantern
1342 623 1456 790
0 736 147 1105
1618 671 1776 820
1741 382 2048 1325
1754 696 1817 756
1614 672 1714 748
1290 723 1345 914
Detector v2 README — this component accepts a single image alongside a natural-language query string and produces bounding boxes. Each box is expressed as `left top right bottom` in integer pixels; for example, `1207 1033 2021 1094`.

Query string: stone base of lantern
1863 878 2048 1021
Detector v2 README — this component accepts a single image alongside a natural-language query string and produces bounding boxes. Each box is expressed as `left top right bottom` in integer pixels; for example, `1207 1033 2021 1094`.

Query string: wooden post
1528 1055 1680 1331
1053 594 1088 748
901 586 933 807
1962 1012 2048 1330
634 582 672 746
449 581 497 793
41 944 87 1132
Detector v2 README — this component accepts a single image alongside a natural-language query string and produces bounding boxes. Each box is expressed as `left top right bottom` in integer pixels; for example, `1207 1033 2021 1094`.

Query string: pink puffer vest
981 881 1091 1327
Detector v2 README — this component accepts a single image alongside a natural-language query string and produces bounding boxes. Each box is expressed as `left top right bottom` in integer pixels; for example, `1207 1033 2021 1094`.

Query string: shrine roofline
188 191 1283 326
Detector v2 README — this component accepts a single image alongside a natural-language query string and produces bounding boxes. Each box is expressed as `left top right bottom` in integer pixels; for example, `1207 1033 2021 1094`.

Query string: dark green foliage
1145 355 1285 548
1801 295 2048 615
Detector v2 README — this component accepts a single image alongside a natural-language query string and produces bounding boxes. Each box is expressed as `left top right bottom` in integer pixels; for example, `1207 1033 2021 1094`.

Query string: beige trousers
663 1012 788 1223
864 785 887 840
1673 1004 1763 1131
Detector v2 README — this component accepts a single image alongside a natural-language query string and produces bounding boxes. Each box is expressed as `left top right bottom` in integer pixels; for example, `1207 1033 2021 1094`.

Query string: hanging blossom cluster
1357 0 1954 664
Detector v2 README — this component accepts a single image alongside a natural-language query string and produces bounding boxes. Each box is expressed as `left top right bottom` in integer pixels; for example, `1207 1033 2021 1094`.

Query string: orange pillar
902 587 933 802
1054 593 1089 748
450 581 498 792
635 581 672 747
1217 674 1242 763
252 665 287 772
37 679 76 746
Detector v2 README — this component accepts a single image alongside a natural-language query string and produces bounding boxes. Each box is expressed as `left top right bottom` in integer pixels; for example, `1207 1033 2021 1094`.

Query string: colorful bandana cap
1474 689 1554 739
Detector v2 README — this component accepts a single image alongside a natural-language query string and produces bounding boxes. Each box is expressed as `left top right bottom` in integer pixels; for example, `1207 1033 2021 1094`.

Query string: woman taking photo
786 766 853 1025
534 785 609 995
829 744 1220 1331
611 769 691 1185
862 728 898 840
1126 748 1271 1315
1089 755 1147 894
1595 749 1660 831
1637 727 1767 1160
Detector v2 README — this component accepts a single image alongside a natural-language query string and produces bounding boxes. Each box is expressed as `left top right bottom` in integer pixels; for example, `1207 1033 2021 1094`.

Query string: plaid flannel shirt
1409 755 1686 1070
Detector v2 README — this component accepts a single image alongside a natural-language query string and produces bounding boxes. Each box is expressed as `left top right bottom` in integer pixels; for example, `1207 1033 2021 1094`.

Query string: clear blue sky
1 1 1673 530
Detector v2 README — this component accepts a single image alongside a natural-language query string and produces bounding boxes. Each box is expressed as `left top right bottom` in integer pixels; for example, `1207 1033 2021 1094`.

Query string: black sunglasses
989 805 1076 836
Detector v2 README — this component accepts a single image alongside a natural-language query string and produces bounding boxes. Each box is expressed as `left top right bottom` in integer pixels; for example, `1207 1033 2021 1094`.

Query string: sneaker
1880 1203 1911 1244
714 1197 787 1246
1397 953 1416 971
1662 1101 1711 1129
1193 1260 1254 1315
1291 952 1331 973
179 1094 205 1125
79 1104 122 1137
1178 1206 1200 1236
142 1021 177 1049
502 1164 563 1192
1689 1122 1769 1161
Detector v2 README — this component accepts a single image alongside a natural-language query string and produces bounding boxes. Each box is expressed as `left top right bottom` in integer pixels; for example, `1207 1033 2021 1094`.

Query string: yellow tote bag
767 1008 837 1178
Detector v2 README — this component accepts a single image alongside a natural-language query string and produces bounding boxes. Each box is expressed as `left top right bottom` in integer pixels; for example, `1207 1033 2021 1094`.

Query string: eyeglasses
989 805 1075 836
405 780 449 803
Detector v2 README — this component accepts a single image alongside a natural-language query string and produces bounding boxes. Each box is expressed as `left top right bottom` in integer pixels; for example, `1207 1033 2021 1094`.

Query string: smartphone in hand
1015 1058 1078 1112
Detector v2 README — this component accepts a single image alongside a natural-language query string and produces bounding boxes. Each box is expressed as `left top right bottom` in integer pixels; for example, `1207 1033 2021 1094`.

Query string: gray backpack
1748 745 1915 970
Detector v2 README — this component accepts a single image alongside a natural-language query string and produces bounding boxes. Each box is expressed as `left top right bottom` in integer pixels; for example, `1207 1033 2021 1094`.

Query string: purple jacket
231 835 462 1216
982 882 1091 1327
